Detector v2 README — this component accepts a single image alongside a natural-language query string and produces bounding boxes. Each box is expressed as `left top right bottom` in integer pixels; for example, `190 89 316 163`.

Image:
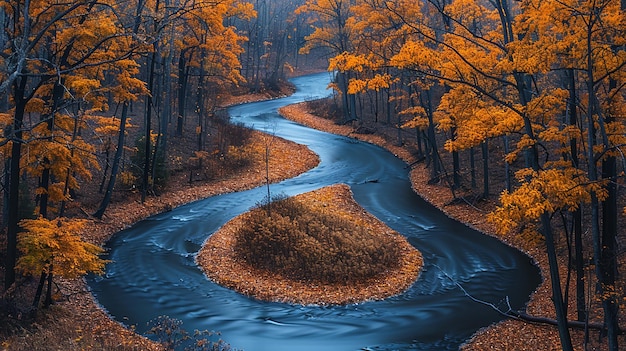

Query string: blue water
87 72 541 350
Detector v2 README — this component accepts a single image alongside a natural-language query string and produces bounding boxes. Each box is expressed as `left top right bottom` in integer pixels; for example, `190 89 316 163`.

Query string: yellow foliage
93 116 135 136
401 106 428 130
347 74 392 94
489 167 607 235
17 217 108 278
119 171 137 187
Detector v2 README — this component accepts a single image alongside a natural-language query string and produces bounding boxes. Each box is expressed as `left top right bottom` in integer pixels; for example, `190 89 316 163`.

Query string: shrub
234 197 401 284
146 315 235 351
305 97 343 122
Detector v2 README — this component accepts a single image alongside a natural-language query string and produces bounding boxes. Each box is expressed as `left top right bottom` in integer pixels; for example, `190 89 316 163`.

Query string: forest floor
1 78 624 350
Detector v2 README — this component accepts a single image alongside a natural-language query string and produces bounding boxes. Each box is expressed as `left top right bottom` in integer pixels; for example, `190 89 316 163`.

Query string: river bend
88 72 541 351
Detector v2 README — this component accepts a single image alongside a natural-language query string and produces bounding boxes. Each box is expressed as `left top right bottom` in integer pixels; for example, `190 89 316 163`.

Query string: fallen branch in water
435 265 624 335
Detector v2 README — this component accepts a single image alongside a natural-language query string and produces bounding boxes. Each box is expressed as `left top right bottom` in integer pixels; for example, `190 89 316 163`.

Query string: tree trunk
59 110 81 217
585 15 619 349
5 74 28 290
31 271 47 316
98 140 111 194
600 91 619 351
470 147 476 189
503 135 511 192
481 141 489 198
44 264 53 307
177 52 188 136
37 81 63 218
424 89 440 180
93 103 129 219
197 53 206 152
142 47 158 203
565 68 586 323
540 211 574 351
452 128 460 189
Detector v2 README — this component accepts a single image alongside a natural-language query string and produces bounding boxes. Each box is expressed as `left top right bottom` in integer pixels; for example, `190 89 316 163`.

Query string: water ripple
88 72 541 351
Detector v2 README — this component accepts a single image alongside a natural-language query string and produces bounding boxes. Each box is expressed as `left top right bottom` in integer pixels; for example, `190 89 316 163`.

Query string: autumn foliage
235 196 401 284
295 0 626 349
17 217 106 279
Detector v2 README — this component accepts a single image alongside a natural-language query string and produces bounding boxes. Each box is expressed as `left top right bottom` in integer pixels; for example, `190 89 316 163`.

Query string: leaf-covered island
196 184 423 305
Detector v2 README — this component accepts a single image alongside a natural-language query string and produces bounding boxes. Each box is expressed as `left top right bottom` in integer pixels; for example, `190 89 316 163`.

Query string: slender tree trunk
337 72 351 122
516 64 573 349
415 128 424 159
585 14 619 350
598 12 624 344
93 103 129 219
177 52 188 136
424 89 440 180
5 74 28 290
566 68 586 323
540 212 574 351
452 127 460 189
600 85 619 351
503 135 511 192
44 263 53 307
31 271 47 316
37 81 63 218
470 147 476 189
98 140 111 194
142 47 158 203
59 111 81 217
2 159 10 231
481 141 489 198
197 53 206 152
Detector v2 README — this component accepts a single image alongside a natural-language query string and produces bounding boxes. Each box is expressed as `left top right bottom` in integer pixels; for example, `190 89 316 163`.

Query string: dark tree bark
565 68 586 323
142 47 157 203
5 72 28 290
481 140 489 198
93 103 129 219
177 49 192 136
423 89 441 181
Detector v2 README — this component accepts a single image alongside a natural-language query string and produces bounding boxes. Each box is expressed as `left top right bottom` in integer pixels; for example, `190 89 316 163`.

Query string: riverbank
2 85 616 350
277 102 612 350
1 121 320 350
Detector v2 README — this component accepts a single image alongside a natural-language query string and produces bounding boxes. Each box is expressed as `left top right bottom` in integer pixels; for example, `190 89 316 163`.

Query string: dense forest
0 0 625 350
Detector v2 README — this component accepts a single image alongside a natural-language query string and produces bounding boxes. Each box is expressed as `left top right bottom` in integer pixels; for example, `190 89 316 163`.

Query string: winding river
87 72 541 351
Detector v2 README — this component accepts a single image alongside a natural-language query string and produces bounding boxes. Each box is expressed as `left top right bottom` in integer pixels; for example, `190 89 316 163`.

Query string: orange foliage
17 217 107 278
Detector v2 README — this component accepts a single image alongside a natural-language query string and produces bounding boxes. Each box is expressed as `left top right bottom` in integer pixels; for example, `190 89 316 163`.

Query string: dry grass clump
235 196 401 284
198 184 422 305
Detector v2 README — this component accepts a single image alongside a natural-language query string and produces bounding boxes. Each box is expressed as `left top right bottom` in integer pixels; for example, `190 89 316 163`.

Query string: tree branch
435 265 624 335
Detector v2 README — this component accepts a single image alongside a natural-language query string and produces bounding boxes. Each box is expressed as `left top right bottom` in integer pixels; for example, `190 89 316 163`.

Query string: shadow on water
87 72 541 351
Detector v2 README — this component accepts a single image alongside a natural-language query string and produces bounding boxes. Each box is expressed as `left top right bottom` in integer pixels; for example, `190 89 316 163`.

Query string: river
87 72 541 351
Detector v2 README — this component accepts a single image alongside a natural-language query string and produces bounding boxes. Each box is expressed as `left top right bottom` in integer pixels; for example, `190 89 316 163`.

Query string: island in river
196 184 423 305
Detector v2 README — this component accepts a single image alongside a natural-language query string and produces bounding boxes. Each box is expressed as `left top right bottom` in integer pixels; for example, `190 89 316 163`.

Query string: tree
17 216 107 312
0 0 146 288
297 0 358 121
93 65 148 219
